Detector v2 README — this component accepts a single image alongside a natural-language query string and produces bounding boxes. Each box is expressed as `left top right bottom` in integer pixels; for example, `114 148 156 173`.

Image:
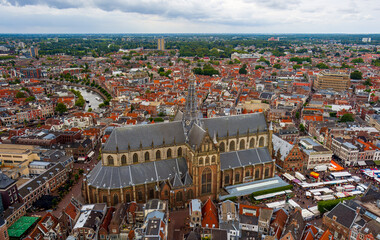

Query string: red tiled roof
64 202 79 220
202 198 219 228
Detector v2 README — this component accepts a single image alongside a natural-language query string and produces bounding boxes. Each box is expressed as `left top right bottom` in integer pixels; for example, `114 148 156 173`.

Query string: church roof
220 147 273 171
200 113 267 138
103 121 186 153
188 123 206 149
170 173 184 188
103 113 268 153
87 157 188 189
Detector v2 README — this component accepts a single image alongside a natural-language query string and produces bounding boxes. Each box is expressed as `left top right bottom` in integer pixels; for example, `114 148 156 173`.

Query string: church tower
182 75 199 139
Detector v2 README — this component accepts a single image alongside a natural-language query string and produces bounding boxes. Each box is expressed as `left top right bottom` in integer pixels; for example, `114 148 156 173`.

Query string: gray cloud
0 0 379 33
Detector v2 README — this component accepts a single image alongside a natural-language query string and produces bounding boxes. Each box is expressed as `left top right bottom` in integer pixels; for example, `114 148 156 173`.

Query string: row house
71 204 107 240
3 202 26 227
331 137 359 166
18 163 68 209
299 137 333 170
24 212 64 240
272 135 305 171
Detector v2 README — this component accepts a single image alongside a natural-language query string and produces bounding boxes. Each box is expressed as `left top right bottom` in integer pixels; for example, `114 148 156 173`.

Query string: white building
299 137 333 170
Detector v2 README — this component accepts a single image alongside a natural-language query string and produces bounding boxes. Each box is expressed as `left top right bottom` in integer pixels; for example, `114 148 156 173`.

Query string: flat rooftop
8 216 39 238
220 176 289 200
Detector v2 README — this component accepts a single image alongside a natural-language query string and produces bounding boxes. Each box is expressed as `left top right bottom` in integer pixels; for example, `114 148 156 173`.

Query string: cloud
0 0 379 33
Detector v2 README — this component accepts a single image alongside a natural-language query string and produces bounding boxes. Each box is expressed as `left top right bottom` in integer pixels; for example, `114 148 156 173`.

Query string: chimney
356 207 360 214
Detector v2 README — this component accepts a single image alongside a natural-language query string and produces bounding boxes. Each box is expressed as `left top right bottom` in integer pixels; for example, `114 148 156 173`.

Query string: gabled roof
170 173 183 188
220 147 272 170
202 198 219 228
272 134 294 161
326 202 358 229
87 157 189 189
319 229 333 240
0 172 15 189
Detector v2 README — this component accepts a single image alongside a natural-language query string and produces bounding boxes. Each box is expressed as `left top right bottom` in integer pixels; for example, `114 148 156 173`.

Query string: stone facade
83 80 275 207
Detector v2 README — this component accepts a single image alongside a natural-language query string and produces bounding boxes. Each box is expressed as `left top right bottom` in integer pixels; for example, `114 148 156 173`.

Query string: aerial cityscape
0 1 380 240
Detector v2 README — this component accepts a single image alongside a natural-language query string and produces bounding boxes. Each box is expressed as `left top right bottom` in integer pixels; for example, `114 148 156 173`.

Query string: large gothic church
83 79 275 207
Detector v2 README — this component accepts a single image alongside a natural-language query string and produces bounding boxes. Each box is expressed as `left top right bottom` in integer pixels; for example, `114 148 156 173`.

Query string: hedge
250 185 293 198
317 196 355 214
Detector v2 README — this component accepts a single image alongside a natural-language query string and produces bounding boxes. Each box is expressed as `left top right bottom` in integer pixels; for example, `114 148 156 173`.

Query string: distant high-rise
29 46 38 58
157 38 165 51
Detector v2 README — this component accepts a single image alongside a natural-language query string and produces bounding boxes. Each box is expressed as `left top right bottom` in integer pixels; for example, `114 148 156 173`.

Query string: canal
63 86 104 112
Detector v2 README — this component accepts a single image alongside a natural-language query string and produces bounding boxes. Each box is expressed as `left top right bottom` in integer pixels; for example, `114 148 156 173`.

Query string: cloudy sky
0 0 379 33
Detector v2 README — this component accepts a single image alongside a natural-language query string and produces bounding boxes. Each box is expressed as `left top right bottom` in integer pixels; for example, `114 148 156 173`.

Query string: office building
314 70 350 92
157 38 165 51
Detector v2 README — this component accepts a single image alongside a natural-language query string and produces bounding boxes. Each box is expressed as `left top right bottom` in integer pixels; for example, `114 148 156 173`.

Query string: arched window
176 191 183 202
245 170 250 177
167 148 172 158
219 142 225 152
107 155 114 166
240 139 245 150
205 157 210 164
255 169 260 179
133 153 138 163
212 156 216 163
102 195 107 203
224 174 230 185
145 152 150 161
156 150 161 160
187 189 194 199
199 157 203 165
265 168 270 177
249 138 255 148
201 168 212 194
121 155 127 165
113 194 119 205
229 141 235 151
149 189 154 199
125 193 131 203
235 172 240 183
177 147 182 157
165 190 169 197
259 137 265 147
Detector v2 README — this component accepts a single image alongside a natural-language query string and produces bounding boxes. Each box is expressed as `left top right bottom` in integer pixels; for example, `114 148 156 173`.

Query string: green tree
25 96 36 102
316 63 329 69
293 64 302 70
299 123 305 132
239 64 248 74
363 79 372 86
55 102 67 114
340 113 354 122
350 70 362 79
88 108 93 112
351 58 364 64
273 63 281 69
295 112 300 119
16 91 25 98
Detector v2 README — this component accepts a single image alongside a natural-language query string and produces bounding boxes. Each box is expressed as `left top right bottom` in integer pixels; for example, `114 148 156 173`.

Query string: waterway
63 86 104 112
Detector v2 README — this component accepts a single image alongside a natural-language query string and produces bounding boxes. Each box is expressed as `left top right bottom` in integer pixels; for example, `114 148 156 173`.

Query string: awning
358 161 366 166
88 151 95 158
365 160 375 166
